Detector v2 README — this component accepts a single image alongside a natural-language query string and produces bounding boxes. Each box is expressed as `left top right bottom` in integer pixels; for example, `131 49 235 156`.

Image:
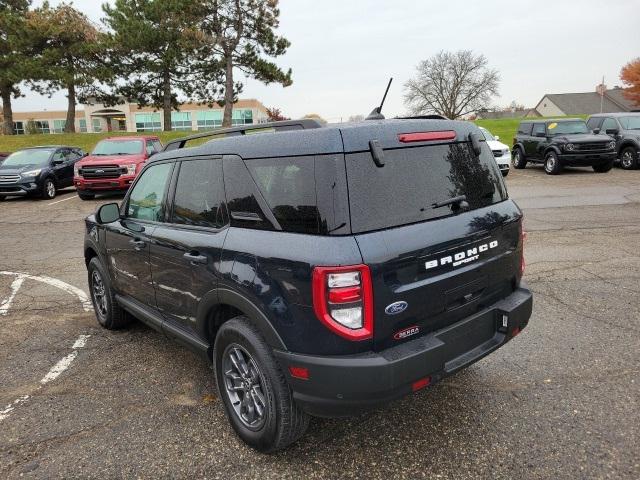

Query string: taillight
519 221 527 278
312 265 373 341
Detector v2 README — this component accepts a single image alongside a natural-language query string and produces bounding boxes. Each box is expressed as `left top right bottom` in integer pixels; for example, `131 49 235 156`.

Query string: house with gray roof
533 86 638 117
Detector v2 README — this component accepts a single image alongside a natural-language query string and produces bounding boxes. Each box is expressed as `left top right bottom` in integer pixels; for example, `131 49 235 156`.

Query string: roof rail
395 115 448 120
163 119 324 152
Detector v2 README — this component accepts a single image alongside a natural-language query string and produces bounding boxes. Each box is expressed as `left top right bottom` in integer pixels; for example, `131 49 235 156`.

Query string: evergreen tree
29 2 109 133
0 0 32 135
201 0 292 127
102 0 211 131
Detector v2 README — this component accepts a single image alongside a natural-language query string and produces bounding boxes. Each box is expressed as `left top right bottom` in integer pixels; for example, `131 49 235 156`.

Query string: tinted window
618 116 640 130
127 163 172 221
245 156 319 234
52 150 66 162
145 140 156 156
586 117 602 130
346 141 508 233
518 122 532 135
153 140 163 152
532 123 546 136
171 159 226 228
601 118 618 131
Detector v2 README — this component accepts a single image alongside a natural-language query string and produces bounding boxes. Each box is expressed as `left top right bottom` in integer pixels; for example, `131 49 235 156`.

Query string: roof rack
163 119 324 152
395 115 448 120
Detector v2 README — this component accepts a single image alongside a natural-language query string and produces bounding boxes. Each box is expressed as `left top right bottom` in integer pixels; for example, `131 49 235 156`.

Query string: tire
214 316 310 453
0 195 5 201
592 160 613 173
41 177 56 199
78 191 95 200
87 257 132 330
501 170 509 177
512 148 527 169
620 146 638 170
544 151 562 175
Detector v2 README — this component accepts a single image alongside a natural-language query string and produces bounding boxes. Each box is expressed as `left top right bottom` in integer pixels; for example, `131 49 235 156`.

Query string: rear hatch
341 120 523 351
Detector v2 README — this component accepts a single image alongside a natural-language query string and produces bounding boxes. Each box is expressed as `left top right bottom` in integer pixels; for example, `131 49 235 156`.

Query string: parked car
512 118 616 174
84 119 532 452
0 146 85 200
74 136 163 200
586 113 640 170
479 126 510 176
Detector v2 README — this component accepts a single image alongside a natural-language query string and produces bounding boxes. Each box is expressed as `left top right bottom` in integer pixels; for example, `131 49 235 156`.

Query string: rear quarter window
346 141 508 233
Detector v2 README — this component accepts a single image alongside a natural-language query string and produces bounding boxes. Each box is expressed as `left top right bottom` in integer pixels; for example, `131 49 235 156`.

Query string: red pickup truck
74 136 162 200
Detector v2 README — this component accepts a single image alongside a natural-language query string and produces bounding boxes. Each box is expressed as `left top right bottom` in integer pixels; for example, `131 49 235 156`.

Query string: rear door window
532 123 546 136
171 159 226 228
345 142 507 233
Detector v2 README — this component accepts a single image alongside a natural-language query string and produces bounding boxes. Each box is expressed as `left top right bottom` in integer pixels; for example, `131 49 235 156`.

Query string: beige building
7 98 269 135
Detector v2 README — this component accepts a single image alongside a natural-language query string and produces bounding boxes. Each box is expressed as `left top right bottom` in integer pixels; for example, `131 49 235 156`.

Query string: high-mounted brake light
397 131 457 143
312 265 373 341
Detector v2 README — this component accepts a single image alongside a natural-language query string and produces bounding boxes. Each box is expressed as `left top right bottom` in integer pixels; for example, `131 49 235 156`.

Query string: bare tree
404 50 499 119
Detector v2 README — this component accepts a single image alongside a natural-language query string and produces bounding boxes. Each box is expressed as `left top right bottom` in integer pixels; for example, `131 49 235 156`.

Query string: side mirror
96 203 121 224
605 128 619 136
494 135 500 141
593 128 600 135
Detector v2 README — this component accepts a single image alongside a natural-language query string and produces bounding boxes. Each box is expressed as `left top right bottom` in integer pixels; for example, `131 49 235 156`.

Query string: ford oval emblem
385 301 408 315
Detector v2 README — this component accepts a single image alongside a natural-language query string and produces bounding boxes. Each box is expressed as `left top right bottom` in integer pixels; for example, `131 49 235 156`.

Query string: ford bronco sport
74 136 162 200
83 118 532 452
512 118 616 174
587 113 640 170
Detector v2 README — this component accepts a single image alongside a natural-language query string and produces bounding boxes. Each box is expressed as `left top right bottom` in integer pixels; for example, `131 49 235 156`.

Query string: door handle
129 239 146 250
183 252 208 265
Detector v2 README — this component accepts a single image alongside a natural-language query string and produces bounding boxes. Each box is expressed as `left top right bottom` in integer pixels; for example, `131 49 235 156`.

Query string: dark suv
0 146 85 200
83 119 532 452
586 113 640 170
512 118 616 174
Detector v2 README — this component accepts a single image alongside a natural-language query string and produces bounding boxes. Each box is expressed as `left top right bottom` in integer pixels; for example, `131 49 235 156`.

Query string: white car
479 127 510 176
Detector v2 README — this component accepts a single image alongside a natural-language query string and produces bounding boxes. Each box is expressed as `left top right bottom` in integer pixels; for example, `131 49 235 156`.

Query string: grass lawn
0 131 191 154
0 115 591 154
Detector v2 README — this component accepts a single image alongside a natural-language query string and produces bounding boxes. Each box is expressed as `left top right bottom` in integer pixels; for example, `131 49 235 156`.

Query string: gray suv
587 113 640 170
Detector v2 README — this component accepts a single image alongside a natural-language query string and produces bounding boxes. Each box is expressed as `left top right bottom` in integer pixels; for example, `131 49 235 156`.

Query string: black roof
151 118 483 162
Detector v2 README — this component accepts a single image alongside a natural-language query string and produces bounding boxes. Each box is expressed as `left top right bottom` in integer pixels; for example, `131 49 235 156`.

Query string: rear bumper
74 175 135 192
275 284 533 417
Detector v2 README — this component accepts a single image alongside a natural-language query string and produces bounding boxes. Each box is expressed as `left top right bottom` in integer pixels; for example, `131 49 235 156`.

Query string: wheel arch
196 288 288 355
619 140 639 155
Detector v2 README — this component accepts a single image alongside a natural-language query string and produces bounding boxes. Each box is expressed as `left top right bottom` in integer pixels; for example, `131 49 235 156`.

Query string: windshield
618 116 640 130
479 128 496 141
547 121 589 136
92 140 143 156
2 149 53 167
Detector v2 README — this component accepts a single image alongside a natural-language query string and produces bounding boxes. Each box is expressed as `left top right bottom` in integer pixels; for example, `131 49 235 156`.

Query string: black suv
0 146 85 200
586 113 640 170
512 118 616 174
84 119 532 452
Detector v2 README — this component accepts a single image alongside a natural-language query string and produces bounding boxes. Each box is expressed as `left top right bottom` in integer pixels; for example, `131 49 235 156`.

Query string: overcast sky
15 0 640 121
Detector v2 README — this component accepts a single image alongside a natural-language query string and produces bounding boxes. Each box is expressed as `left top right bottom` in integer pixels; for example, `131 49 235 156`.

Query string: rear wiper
432 195 469 210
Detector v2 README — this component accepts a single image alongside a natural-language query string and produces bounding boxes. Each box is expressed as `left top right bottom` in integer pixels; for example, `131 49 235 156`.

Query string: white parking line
47 194 78 206
0 335 90 422
0 275 25 315
0 271 92 313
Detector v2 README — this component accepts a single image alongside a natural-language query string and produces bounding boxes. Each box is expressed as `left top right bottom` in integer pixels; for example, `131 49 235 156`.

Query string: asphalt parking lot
1 165 639 479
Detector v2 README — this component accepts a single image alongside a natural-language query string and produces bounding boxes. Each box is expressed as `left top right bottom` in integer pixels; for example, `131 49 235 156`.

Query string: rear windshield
346 141 508 233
